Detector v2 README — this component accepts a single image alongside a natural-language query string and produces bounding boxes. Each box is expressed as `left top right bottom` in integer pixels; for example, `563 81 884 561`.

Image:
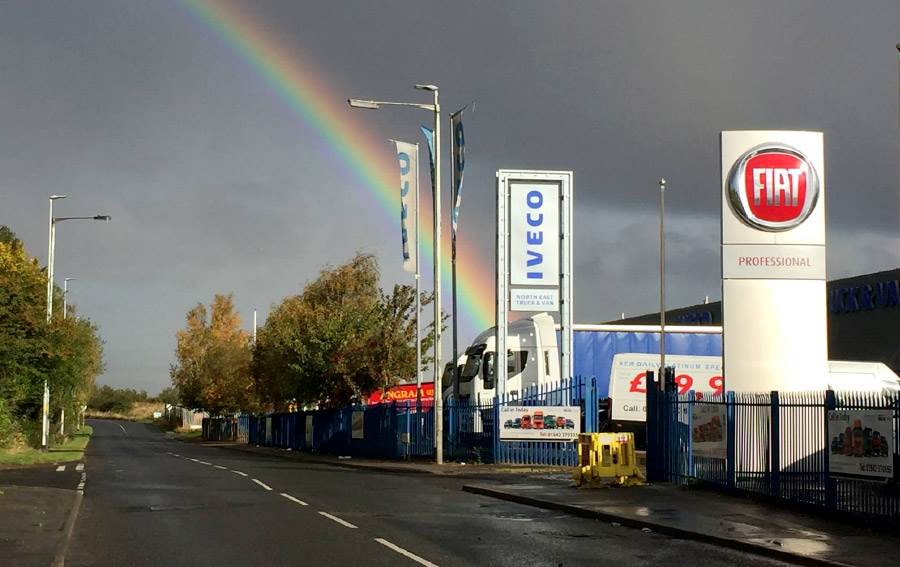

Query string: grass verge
172 428 202 441
0 425 93 466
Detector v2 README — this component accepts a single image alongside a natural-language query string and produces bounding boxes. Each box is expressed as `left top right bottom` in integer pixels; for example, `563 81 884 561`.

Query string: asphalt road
9 419 796 566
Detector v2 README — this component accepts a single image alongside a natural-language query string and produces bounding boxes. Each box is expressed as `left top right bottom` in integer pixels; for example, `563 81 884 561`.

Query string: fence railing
647 387 900 520
206 377 596 466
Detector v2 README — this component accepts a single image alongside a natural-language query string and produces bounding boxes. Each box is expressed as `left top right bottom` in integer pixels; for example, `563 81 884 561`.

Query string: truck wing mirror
483 352 496 390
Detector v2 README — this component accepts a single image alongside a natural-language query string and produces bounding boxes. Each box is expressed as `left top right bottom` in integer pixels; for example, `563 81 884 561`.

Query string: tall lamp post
43 196 110 450
659 178 667 381
63 277 76 319
348 84 444 464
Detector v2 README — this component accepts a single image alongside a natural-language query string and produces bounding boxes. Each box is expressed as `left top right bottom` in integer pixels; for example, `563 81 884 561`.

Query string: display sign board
351 410 364 439
721 131 828 393
827 410 894 478
691 403 727 459
499 405 581 441
367 383 434 405
509 182 559 286
610 353 723 422
496 170 573 398
510 288 559 312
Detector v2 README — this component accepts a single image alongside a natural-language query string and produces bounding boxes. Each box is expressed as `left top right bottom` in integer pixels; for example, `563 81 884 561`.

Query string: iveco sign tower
721 131 827 392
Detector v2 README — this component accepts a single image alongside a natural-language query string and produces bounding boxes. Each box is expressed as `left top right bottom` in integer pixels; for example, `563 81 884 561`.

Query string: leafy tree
170 294 256 415
88 385 147 413
253 253 444 409
0 225 104 445
155 386 179 406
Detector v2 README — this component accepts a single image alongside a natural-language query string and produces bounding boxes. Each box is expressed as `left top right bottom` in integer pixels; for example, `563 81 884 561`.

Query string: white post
431 88 443 465
253 308 258 345
415 143 422 396
43 200 57 451
60 409 65 435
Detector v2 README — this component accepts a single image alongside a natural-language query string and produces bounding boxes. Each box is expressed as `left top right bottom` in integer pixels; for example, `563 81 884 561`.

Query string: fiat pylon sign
726 143 820 232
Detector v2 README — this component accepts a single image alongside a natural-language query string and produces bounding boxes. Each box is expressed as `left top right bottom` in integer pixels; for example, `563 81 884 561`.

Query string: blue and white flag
393 140 418 274
450 108 467 254
419 125 436 199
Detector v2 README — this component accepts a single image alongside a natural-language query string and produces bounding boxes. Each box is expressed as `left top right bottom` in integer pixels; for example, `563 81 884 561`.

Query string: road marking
251 478 272 491
374 538 439 567
279 492 308 506
171 453 180 457
231 470 248 477
188 458 199 462
318 511 357 529
214 465 227 470
56 465 66 472
75 463 84 472
51 489 84 567
118 424 127 434
197 460 212 465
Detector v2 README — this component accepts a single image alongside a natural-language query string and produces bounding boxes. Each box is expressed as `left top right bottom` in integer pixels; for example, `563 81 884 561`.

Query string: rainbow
180 0 494 334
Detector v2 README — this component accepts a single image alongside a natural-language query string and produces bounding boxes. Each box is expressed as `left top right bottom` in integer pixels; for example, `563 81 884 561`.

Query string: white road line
214 465 227 470
75 463 84 472
197 460 212 465
317 511 357 529
251 478 272 491
118 424 127 434
231 470 248 477
374 538 439 567
279 492 308 506
56 465 66 472
188 458 199 462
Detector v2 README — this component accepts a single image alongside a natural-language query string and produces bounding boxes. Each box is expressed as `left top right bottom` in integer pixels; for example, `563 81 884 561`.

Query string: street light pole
42 200 110 450
659 178 667 382
63 277 76 319
348 85 443 463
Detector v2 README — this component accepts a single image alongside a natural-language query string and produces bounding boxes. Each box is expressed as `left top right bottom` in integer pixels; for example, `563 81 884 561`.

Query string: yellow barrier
573 432 644 487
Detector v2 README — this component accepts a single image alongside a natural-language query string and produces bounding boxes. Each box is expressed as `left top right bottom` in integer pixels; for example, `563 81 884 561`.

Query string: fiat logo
727 143 820 232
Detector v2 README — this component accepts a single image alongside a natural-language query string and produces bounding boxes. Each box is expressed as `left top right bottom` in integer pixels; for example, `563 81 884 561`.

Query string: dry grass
86 401 165 422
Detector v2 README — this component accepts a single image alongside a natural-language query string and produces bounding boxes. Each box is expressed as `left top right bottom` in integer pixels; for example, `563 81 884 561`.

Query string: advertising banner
509 182 559 287
450 107 467 247
610 353 723 422
827 410 894 478
392 140 418 273
510 288 559 312
691 403 727 459
367 383 435 405
305 415 313 447
351 410 364 439
499 406 580 441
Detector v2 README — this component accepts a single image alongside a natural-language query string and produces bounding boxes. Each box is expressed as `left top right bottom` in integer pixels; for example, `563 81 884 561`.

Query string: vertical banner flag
393 140 418 273
419 126 436 198
450 108 467 257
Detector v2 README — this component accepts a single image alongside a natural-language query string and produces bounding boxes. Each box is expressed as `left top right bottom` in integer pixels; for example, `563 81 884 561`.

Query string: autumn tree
253 253 444 409
0 226 104 445
170 294 256 415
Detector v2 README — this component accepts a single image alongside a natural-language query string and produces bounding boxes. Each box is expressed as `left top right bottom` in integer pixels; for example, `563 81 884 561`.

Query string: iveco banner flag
450 107 467 248
509 183 559 287
419 125 435 198
393 140 418 274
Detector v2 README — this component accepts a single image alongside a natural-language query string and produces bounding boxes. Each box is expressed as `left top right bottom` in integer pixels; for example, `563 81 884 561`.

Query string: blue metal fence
647 387 900 519
213 376 597 466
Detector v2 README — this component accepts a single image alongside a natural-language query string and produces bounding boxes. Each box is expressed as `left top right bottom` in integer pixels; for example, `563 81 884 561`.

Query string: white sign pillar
720 131 828 392
496 170 574 396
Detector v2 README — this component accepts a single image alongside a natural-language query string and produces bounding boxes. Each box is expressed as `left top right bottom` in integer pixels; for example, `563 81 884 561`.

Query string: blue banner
450 109 466 246
419 125 435 198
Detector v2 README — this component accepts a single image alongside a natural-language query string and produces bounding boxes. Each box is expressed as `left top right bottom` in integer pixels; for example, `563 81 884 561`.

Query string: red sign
367 383 434 405
627 372 724 397
728 144 819 232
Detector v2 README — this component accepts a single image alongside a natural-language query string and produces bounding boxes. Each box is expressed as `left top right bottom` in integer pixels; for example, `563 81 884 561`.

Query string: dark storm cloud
1 0 898 391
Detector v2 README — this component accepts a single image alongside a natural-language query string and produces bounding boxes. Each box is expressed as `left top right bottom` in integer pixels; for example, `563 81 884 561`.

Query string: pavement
0 420 799 566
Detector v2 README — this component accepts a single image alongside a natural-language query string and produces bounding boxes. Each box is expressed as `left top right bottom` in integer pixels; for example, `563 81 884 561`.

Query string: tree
0 225 104 445
155 386 179 406
170 294 256 415
253 253 444 409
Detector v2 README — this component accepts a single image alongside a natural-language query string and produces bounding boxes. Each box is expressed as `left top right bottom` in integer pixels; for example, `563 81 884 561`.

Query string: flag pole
415 142 422 405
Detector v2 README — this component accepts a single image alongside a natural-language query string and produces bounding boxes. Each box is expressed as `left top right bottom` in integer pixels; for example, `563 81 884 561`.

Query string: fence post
726 391 735 490
645 370 659 482
493 395 500 464
824 389 836 510
770 391 781 499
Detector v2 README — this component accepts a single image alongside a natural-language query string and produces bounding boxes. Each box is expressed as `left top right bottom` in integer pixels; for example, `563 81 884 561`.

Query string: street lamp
658 178 667 382
63 277 76 319
43 197 111 450
348 84 445 464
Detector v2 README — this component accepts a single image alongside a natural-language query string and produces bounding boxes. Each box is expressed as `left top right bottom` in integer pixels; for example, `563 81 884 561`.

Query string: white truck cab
453 312 560 403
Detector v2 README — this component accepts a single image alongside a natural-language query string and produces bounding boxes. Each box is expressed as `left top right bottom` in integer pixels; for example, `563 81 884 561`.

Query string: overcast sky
2 1 898 393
